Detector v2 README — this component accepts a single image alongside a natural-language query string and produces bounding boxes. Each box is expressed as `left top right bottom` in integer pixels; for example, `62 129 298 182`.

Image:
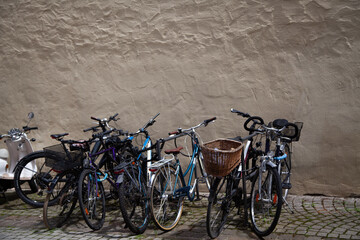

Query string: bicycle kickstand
283 197 294 214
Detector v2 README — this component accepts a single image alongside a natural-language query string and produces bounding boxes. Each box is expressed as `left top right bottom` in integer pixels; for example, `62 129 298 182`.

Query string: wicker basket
44 144 83 171
201 139 243 177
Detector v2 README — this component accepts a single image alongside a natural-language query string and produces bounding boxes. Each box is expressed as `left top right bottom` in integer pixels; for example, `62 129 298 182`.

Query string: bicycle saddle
164 146 183 155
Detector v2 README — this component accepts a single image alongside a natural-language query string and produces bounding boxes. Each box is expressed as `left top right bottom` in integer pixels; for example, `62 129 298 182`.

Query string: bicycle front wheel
150 164 184 231
14 151 65 208
118 166 149 234
78 169 106 230
206 176 232 239
250 166 282 236
43 171 78 229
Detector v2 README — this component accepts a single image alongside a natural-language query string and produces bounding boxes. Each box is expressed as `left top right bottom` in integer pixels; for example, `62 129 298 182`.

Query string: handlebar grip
231 108 250 118
168 130 179 135
83 126 99 132
110 113 119 120
203 117 216 126
91 116 101 121
23 126 38 131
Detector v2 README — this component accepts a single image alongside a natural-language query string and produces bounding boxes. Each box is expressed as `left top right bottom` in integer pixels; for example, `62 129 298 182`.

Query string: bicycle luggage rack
149 154 175 170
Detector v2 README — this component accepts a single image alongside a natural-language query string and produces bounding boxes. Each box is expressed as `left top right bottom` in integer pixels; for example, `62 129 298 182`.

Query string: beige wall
1 0 359 196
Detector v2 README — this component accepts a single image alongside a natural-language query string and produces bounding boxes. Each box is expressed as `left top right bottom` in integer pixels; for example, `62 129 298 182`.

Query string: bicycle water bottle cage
273 119 288 129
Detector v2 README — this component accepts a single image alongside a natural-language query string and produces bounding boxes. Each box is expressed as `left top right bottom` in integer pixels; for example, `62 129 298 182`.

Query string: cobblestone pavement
0 191 359 239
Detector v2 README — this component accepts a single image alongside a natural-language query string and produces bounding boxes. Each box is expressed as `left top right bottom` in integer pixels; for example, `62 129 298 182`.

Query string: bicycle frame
86 141 119 189
152 129 209 202
172 139 200 201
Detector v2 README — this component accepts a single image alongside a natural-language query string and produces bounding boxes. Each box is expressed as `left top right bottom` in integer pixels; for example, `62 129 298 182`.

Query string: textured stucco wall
1 0 359 196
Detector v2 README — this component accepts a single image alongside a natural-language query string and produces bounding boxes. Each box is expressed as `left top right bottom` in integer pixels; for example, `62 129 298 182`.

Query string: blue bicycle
149 117 216 231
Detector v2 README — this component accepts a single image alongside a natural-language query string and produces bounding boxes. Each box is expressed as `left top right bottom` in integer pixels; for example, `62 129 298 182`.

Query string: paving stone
316 232 328 237
1 193 360 239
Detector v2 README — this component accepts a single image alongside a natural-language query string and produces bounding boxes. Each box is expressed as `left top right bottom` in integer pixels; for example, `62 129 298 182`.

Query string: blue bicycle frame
173 142 200 201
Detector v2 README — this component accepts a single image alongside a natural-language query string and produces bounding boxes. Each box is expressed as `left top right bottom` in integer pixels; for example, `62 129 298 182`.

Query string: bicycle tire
206 176 231 239
43 171 78 229
281 144 291 200
118 166 149 234
14 151 65 208
150 164 184 231
250 166 282 236
77 168 106 230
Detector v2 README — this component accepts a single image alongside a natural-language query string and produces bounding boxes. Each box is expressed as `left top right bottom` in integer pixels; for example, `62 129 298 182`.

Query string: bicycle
148 117 216 232
77 129 127 230
267 119 302 207
43 113 123 229
116 113 160 234
206 109 295 238
42 135 90 229
13 113 120 208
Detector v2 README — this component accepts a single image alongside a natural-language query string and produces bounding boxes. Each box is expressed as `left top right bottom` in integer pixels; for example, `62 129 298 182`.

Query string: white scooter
0 112 38 194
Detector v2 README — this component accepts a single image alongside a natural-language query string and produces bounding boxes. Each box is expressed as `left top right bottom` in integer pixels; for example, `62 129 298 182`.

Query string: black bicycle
206 109 299 238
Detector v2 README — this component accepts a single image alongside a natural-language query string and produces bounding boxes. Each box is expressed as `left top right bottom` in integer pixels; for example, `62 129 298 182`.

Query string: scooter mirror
28 112 34 119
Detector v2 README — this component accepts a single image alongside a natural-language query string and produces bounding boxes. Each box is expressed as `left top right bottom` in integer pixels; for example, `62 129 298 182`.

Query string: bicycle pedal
282 183 292 189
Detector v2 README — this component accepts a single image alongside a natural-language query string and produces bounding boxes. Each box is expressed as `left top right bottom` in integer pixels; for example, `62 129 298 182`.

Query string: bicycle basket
44 144 84 171
201 139 243 177
283 122 303 141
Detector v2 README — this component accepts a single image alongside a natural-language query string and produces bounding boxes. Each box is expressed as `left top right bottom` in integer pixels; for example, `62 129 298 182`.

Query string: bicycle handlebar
231 108 264 132
283 122 299 139
85 113 119 132
169 117 216 135
141 112 160 131
231 108 299 140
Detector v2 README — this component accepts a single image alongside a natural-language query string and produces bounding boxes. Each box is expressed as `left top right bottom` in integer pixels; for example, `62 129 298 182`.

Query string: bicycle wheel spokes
150 165 183 231
250 167 282 236
78 169 106 230
43 174 77 229
119 166 149 234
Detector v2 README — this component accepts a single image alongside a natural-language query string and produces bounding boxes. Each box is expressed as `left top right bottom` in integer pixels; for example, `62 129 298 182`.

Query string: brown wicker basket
201 139 243 177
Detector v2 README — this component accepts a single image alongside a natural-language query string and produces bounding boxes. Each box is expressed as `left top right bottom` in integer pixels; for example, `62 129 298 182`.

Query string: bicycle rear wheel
14 151 65 208
150 164 184 231
43 171 78 229
78 169 106 230
118 166 149 234
250 166 282 236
